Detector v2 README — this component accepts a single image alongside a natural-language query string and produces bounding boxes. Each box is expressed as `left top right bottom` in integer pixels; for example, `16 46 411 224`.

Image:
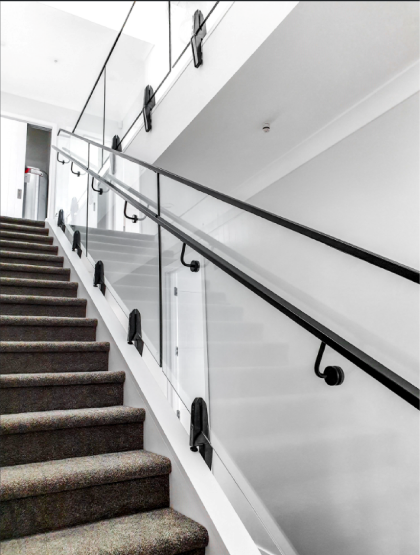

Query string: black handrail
51 145 420 410
57 129 420 284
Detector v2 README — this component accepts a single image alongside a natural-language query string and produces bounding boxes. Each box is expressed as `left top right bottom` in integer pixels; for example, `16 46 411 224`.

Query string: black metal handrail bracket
70 162 85 177
56 130 420 285
91 177 103 195
123 200 146 222
181 243 200 272
56 152 69 165
51 145 420 410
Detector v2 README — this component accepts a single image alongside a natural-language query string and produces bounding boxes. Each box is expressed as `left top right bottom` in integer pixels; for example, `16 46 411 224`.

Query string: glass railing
72 1 227 154
52 132 419 555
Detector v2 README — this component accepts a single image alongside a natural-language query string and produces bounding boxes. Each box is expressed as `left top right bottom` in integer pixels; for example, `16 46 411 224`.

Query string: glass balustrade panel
86 184 160 363
159 175 419 388
102 1 170 158
107 154 158 215
55 143 88 252
75 73 105 173
160 228 287 555
201 251 419 555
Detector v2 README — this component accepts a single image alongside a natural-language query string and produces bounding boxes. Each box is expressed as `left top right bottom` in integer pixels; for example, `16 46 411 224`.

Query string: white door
0 117 27 218
167 260 209 432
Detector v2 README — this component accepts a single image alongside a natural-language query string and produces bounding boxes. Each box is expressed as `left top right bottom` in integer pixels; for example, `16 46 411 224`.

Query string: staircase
0 216 209 555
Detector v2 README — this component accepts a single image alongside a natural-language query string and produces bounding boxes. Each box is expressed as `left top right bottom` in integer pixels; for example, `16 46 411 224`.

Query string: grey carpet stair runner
0 216 208 555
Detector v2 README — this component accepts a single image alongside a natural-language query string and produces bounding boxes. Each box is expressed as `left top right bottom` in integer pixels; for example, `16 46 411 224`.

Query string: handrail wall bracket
181 243 200 272
91 177 103 195
123 200 147 223
314 342 345 386
56 152 69 165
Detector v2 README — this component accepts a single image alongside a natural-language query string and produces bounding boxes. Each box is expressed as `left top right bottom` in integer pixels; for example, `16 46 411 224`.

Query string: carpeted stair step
0 239 58 255
0 230 54 245
0 216 45 228
0 295 87 317
0 250 64 267
0 277 78 297
0 341 110 374
0 508 208 555
0 370 124 414
0 406 145 466
0 222 49 236
0 263 70 281
0 316 97 342
0 450 171 540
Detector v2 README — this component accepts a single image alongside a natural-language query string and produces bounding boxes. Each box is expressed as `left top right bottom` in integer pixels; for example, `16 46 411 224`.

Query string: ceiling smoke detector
262 123 270 133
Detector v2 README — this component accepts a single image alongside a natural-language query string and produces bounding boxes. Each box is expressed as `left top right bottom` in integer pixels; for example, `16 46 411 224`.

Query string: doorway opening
1 116 51 221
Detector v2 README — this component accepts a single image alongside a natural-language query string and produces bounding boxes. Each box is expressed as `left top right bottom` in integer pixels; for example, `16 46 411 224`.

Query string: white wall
123 2 298 164
0 116 27 217
1 92 79 131
153 92 420 555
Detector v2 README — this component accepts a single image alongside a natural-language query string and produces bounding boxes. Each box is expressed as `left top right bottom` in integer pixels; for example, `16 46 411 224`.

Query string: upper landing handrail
56 129 420 285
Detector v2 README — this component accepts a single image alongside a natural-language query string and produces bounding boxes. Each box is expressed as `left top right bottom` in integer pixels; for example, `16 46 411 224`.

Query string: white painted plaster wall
153 91 420 555
123 2 298 164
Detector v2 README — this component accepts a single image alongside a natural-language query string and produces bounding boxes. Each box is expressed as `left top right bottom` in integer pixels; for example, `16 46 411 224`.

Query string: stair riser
0 351 109 374
0 304 86 318
0 270 70 281
0 326 96 342
0 285 77 297
0 475 169 540
1 422 144 466
0 233 53 245
0 383 123 414
0 242 58 255
0 255 63 268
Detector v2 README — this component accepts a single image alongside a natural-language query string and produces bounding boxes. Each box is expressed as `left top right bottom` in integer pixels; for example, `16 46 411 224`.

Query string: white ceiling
0 1 152 117
157 1 419 194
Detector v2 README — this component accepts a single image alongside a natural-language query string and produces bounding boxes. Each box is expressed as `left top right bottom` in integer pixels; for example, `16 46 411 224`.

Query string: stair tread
0 277 77 288
0 508 208 555
0 316 97 327
0 250 63 263
0 341 110 352
0 231 53 244
0 263 70 275
1 450 171 501
0 223 49 235
0 216 45 228
0 370 125 389
1 405 145 435
0 240 57 251
0 295 87 306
